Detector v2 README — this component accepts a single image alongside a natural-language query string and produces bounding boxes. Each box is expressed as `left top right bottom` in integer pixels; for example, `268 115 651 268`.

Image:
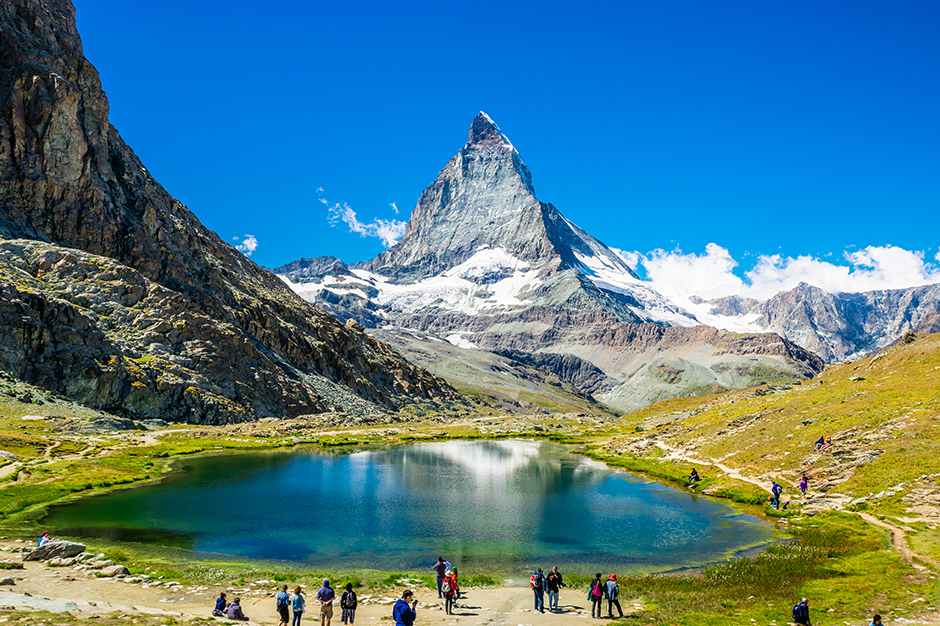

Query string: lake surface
42 440 777 575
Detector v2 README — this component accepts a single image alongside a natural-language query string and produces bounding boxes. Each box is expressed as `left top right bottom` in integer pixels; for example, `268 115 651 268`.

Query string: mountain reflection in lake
42 440 777 575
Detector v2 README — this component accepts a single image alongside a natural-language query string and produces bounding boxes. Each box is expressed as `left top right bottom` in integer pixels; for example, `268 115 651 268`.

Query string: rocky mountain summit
0 0 463 423
277 114 824 412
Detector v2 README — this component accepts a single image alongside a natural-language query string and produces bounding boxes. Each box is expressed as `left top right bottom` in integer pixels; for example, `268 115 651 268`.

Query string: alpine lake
39 440 780 577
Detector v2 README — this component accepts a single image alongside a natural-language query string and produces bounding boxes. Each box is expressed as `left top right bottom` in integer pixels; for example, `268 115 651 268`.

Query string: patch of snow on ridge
445 333 479 350
350 248 538 316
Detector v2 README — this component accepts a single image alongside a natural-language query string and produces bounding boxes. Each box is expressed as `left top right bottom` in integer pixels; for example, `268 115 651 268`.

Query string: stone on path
99 565 130 577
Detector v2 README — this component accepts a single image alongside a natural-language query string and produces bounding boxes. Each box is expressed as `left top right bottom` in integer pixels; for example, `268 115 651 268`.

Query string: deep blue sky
74 1 940 272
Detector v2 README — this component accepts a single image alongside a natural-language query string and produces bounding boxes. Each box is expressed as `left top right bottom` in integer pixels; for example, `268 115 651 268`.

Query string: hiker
530 567 545 613
588 573 604 618
38 532 52 547
545 570 560 613
451 567 461 599
442 570 456 615
392 590 417 626
317 579 335 626
227 597 249 621
276 584 291 626
798 474 808 496
821 436 832 451
213 592 228 617
431 557 447 598
687 468 702 486
792 597 811 625
869 613 883 626
340 582 357 625
291 586 305 626
605 574 624 619
813 435 825 451
771 481 783 509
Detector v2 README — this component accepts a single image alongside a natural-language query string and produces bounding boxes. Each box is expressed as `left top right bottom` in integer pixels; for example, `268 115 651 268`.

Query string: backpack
773 483 782 495
591 579 603 597
530 572 543 590
276 592 288 610
441 577 452 593
792 602 807 622
343 591 356 609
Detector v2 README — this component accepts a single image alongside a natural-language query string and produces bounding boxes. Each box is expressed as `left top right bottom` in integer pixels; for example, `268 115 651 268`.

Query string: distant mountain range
274 113 835 412
0 0 464 423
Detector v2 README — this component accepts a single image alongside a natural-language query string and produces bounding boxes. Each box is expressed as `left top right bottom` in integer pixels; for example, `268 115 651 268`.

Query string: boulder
24 540 86 562
99 565 130 577
0 578 13 585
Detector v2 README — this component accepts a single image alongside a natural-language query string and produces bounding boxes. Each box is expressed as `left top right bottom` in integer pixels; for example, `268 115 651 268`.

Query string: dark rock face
754 282 940 361
0 0 461 422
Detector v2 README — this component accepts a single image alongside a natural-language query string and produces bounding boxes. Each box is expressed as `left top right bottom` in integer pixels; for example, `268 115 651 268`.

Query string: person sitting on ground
687 468 702 487
38 531 53 547
227 597 249 621
869 613 883 626
820 436 832 451
813 435 825 451
213 592 227 617
392 590 417 626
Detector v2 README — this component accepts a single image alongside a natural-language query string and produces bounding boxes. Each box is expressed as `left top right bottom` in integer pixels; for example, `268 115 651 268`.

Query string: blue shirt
291 593 305 612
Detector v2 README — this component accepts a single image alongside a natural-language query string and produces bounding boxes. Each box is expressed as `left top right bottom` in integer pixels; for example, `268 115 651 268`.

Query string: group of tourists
430 556 461 614
215 579 358 625
527 566 567 613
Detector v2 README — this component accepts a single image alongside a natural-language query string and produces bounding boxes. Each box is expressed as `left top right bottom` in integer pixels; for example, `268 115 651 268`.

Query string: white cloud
611 248 641 269
631 243 940 301
390 202 399 214
234 234 258 257
327 202 407 248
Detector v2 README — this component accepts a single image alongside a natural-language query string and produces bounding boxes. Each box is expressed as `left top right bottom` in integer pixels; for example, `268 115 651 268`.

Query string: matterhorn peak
468 111 517 151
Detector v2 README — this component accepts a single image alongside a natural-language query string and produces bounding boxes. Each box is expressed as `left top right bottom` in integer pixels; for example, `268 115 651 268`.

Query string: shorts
320 605 333 620
341 607 355 624
278 606 290 622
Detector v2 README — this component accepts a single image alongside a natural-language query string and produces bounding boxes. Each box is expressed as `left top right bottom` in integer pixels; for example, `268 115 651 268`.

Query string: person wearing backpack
442 569 456 615
588 573 604 618
291 585 305 626
792 597 811 625
276 584 291 626
529 567 545 613
340 583 357 625
771 481 783 509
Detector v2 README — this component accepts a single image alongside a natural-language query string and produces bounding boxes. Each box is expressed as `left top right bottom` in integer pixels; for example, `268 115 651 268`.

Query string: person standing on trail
291 586 305 626
588 573 604 618
798 474 808 496
441 570 456 615
792 597 811 625
276 584 291 626
431 557 447 598
771 481 783 509
530 567 545 613
317 579 335 626
340 582 357 625
545 570 560 613
393 590 417 626
604 574 624 619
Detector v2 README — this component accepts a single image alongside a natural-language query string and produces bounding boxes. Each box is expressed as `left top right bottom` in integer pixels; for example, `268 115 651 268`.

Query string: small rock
0 578 13 586
99 565 130 577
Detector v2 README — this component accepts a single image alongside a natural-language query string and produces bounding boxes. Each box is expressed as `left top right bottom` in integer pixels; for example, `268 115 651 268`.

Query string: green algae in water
41 440 778 575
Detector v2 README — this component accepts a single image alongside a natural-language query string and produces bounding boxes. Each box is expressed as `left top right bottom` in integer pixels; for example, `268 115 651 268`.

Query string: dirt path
0 551 635 625
652 442 940 574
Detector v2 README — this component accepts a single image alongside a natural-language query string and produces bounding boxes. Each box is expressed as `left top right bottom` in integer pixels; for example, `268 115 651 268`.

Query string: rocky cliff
0 0 462 422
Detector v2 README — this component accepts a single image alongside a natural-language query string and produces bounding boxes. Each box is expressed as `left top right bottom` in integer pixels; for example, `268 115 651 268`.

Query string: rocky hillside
277 114 824 412
0 0 463 423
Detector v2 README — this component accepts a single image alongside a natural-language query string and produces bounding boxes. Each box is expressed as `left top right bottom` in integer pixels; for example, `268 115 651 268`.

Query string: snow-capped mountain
274 113 824 412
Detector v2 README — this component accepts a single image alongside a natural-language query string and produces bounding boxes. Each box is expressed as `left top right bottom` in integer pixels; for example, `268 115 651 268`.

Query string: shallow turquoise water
41 440 777 574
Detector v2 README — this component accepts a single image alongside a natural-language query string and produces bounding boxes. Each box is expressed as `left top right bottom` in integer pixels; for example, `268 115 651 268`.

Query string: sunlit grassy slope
601 333 940 514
